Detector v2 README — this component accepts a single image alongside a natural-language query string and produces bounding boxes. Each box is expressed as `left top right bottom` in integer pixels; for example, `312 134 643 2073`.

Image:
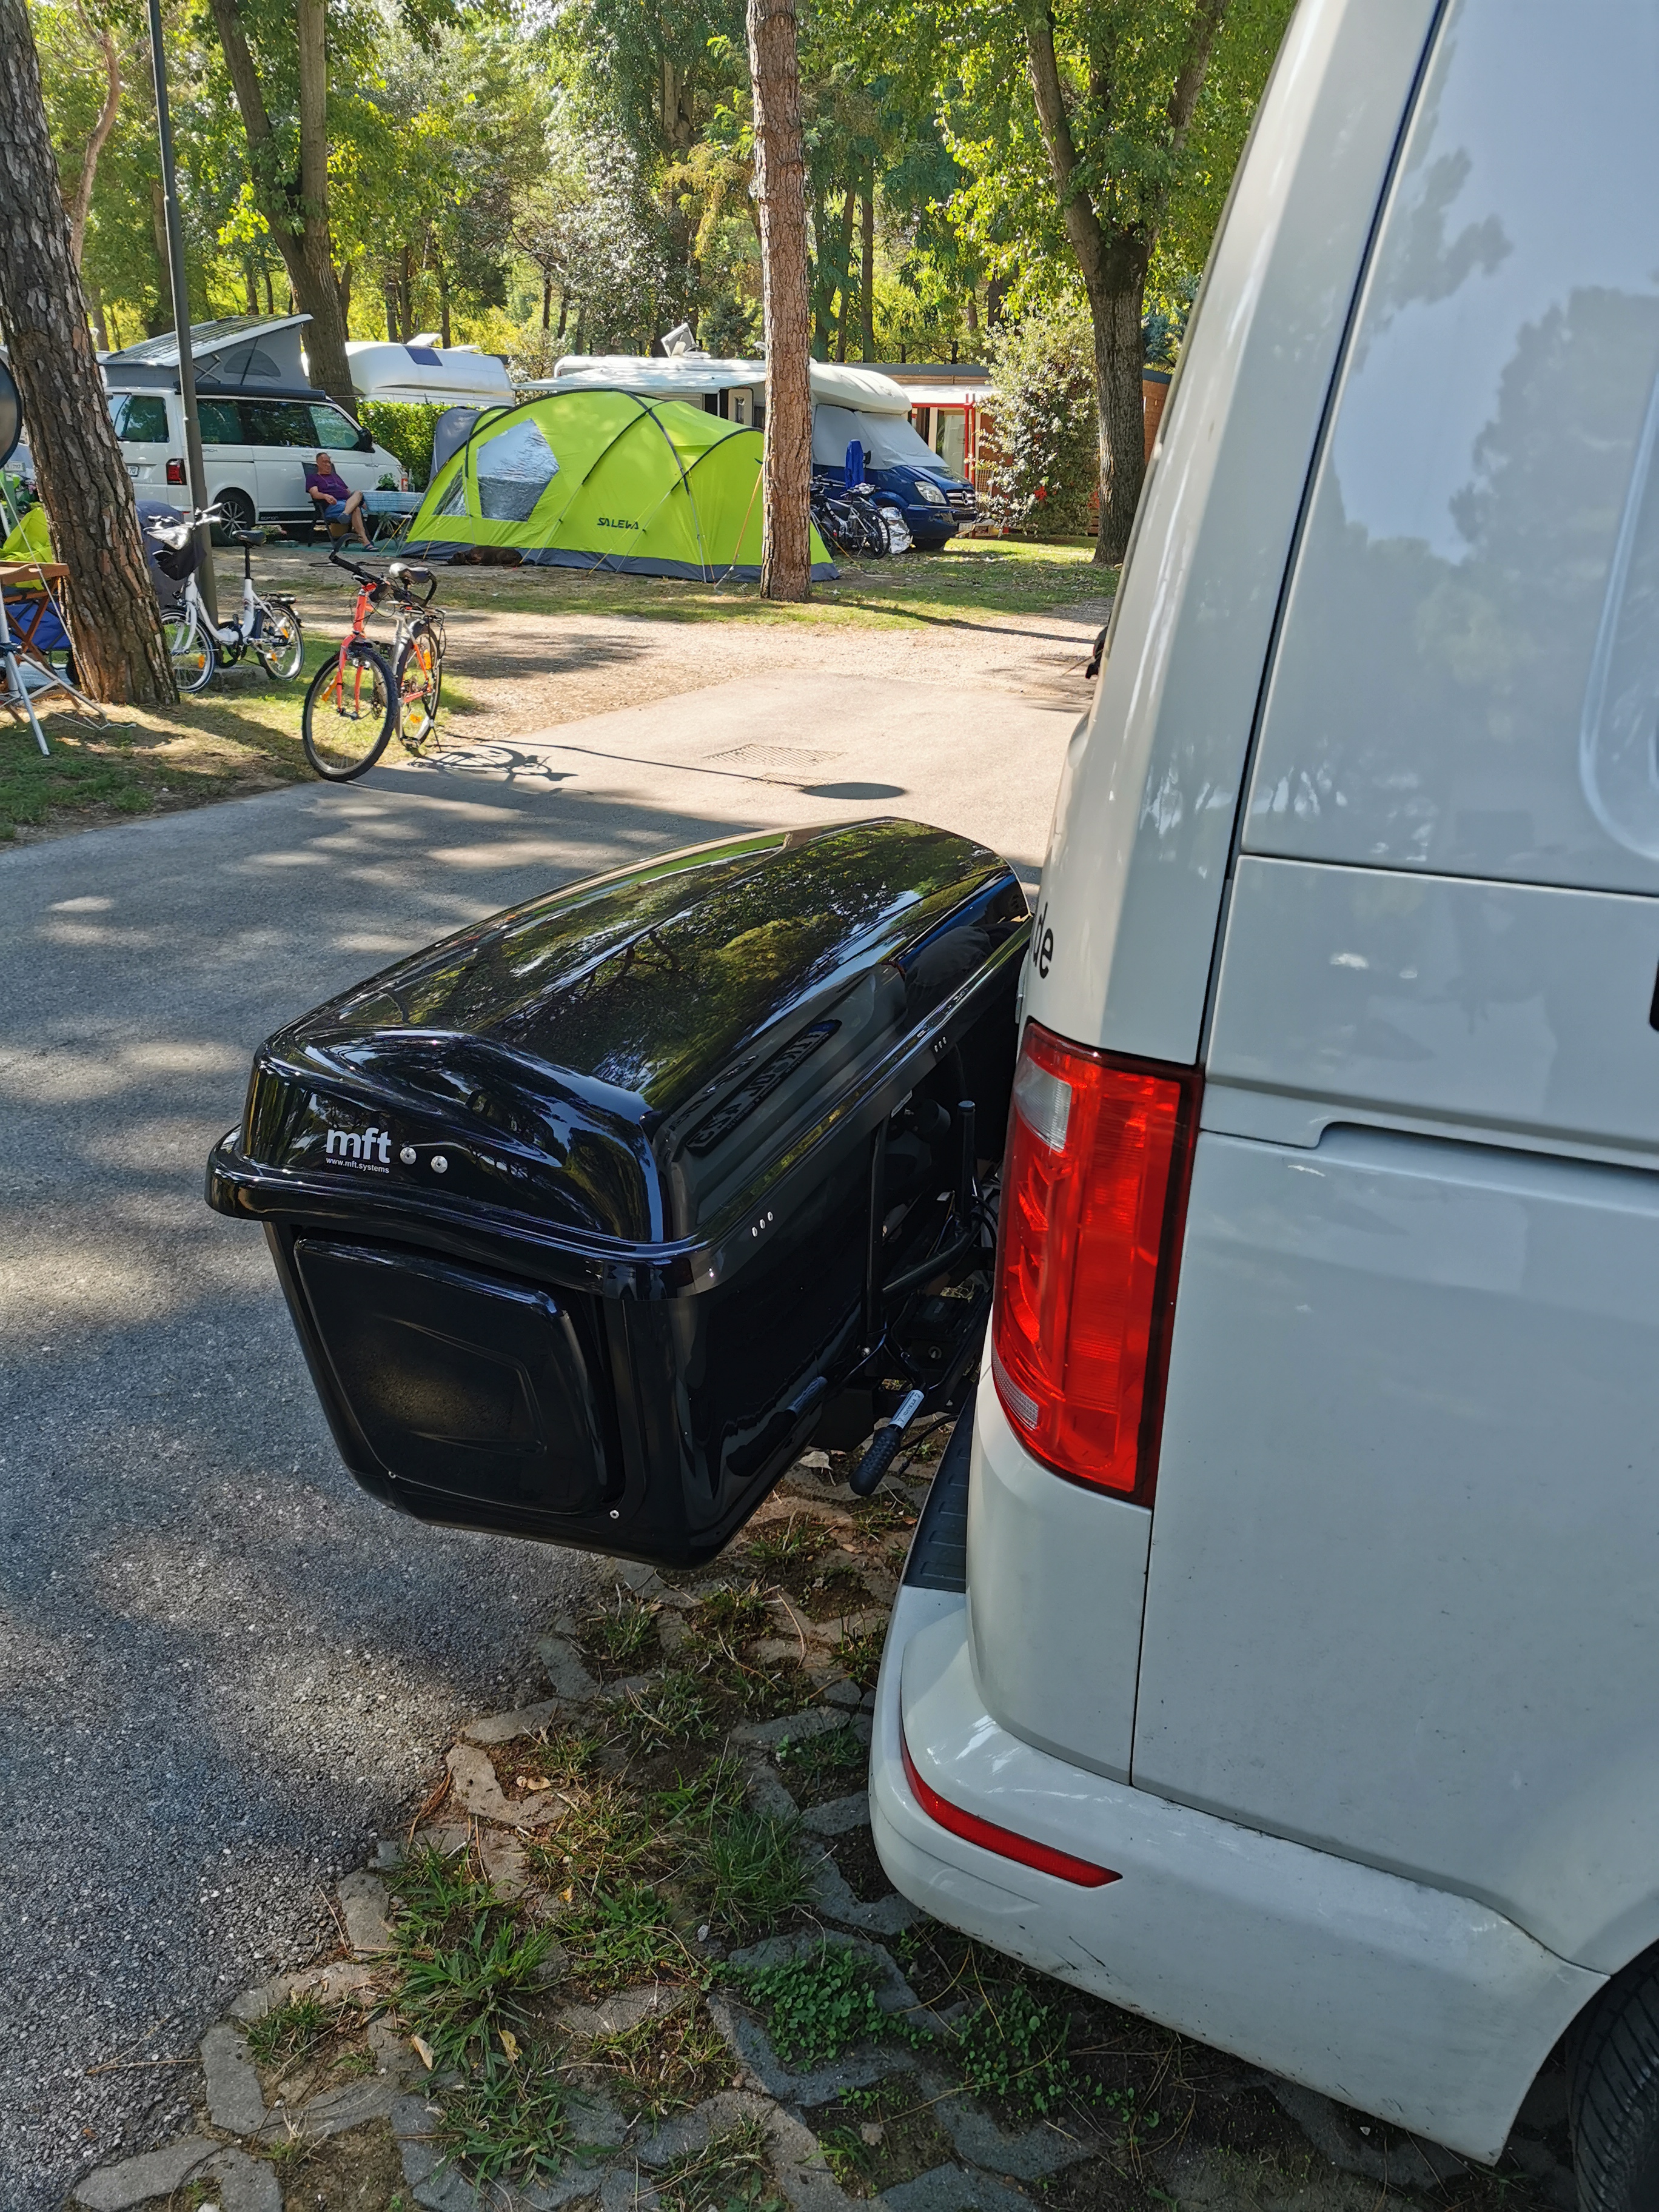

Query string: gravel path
0 600 1098 2209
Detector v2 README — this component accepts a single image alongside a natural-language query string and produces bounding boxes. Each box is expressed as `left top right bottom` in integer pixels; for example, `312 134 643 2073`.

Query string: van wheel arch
212 486 256 543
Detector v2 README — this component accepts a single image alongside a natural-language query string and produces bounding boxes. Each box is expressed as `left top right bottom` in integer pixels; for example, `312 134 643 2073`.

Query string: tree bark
859 181 875 360
746 0 813 601
0 0 174 705
64 4 121 270
1020 0 1225 561
206 0 357 402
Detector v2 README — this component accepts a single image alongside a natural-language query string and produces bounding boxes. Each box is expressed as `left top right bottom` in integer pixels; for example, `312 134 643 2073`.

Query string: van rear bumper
870 1588 1599 2162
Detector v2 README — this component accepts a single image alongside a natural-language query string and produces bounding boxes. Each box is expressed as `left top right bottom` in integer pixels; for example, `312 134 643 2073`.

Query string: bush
981 301 1099 540
358 401 451 491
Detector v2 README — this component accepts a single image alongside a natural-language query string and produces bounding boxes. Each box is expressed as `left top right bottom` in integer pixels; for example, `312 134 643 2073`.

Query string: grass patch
613 1669 719 1752
700 1810 815 1940
432 2054 572 2184
245 1994 334 2065
834 1629 886 1691
774 1721 864 1806
585 2002 736 2120
737 1942 923 2072
580 1589 660 1675
654 2116 785 2212
397 1908 557 2073
560 1879 688 1996
743 1517 835 1578
811 2075 954 2197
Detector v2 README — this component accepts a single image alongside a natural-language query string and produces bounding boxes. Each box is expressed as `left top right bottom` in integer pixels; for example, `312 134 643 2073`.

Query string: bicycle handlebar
326 546 434 604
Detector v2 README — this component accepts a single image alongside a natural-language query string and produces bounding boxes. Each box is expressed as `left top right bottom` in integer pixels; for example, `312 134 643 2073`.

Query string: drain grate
711 742 841 768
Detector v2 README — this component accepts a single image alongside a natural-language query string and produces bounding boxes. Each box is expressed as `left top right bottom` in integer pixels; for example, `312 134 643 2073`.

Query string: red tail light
902 1731 1119 1887
991 1022 1199 1503
166 457 186 484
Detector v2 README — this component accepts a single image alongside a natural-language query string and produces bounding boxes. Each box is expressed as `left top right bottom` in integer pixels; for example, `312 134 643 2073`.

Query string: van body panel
1024 0 1437 1066
873 1592 1600 2160
107 389 399 526
1205 856 1659 1167
1243 0 1659 897
1134 1125 1659 1970
965 1359 1150 1783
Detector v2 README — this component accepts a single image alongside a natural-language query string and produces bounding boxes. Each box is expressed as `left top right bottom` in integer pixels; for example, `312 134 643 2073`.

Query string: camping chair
0 517 109 752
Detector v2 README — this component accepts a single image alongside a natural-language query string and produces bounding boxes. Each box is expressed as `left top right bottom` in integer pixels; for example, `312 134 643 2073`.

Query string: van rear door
112 392 170 494
1134 0 1659 1981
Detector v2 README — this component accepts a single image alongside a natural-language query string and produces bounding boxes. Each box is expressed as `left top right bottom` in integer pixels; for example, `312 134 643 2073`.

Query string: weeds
614 1669 716 1751
953 1985 1098 2120
583 1590 660 1673
743 1517 834 1576
775 1723 863 1798
701 1811 814 1939
560 1880 688 1995
737 1942 923 2071
397 1908 555 2072
586 2003 736 2120
834 1629 886 1691
693 1586 775 1646
654 2116 784 2212
434 2054 571 2182
245 1994 333 2065
389 1846 500 1948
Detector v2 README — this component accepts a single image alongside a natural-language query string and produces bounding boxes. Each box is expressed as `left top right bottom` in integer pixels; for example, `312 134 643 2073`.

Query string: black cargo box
207 820 1028 1567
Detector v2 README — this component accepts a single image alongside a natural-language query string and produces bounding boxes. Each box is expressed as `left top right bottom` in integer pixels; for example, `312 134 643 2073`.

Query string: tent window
432 467 471 518
476 420 560 521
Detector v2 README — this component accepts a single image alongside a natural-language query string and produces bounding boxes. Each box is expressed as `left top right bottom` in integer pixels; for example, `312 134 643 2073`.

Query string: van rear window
115 394 167 443
1248 0 1659 891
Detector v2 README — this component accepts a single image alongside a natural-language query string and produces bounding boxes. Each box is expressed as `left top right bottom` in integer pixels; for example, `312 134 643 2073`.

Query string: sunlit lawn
1 538 1114 842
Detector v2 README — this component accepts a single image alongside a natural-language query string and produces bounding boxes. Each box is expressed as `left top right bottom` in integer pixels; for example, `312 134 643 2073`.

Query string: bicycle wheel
256 605 304 682
164 611 216 694
395 620 443 748
302 642 396 780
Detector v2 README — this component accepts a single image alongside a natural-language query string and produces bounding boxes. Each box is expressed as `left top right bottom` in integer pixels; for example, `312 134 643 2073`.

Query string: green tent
406 387 836 580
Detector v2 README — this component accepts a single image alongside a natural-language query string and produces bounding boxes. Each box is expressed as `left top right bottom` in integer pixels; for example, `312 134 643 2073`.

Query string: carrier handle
850 1387 923 1497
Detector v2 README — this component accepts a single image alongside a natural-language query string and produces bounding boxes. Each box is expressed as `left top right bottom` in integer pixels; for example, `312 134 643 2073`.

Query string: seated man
304 453 371 546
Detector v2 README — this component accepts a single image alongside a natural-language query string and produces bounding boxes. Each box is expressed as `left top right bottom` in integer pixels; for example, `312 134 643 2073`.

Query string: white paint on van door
1136 1124 1659 1975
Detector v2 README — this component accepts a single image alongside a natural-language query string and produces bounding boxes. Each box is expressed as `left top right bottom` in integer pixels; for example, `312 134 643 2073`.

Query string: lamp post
146 0 218 620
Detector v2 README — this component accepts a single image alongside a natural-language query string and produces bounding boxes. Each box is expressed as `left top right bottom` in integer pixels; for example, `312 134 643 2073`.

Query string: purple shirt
305 464 349 503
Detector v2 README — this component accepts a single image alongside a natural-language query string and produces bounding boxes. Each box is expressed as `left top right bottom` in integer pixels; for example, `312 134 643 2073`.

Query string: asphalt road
0 657 1082 2207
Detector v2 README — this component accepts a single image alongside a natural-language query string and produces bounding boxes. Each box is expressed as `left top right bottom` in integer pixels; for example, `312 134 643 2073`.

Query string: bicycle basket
150 528 201 583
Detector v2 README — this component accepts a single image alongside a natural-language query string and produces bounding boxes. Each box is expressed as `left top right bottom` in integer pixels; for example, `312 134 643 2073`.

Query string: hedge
357 401 451 491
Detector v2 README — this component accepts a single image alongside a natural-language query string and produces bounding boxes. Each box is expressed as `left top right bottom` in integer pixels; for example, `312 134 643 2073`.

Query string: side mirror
355 427 374 452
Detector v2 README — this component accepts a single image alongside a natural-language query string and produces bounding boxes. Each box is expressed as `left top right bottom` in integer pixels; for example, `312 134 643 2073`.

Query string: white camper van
100 317 406 535
871 4 1659 2208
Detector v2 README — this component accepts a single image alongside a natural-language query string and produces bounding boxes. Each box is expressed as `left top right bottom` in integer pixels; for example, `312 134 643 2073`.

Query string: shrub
981 301 1099 540
358 401 451 490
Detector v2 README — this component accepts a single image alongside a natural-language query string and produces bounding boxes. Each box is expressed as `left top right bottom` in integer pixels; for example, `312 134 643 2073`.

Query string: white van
107 388 406 537
871 3 1659 2207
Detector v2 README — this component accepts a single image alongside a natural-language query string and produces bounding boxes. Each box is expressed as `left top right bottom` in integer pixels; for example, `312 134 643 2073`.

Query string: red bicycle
301 549 443 781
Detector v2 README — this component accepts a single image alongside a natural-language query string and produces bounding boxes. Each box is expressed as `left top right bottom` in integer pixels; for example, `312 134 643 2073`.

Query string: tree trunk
556 290 569 340
541 271 551 331
833 184 856 361
206 0 356 402
437 253 451 346
86 278 109 350
1019 0 1225 561
809 193 833 358
746 0 812 602
1084 249 1151 561
0 0 174 705
64 5 121 270
264 269 275 314
859 183 875 360
245 263 259 314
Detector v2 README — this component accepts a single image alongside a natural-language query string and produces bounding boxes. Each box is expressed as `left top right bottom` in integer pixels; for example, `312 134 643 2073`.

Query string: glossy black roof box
220 820 1028 1288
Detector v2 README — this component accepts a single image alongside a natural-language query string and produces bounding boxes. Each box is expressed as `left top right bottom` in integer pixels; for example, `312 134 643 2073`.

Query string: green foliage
245 1994 333 2064
397 1906 557 2073
560 1879 687 1993
654 2117 784 2212
434 2056 572 2183
359 403 448 489
738 1942 922 2070
614 1668 717 1751
952 1984 1098 2120
744 1517 834 1576
700 1810 813 1939
581 1589 660 1673
775 1721 863 1791
981 301 1099 538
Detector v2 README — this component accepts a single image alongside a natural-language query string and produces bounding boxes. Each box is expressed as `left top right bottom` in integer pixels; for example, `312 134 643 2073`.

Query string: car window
309 404 363 451
198 399 246 445
242 401 318 447
114 394 169 443
1248 0 1659 888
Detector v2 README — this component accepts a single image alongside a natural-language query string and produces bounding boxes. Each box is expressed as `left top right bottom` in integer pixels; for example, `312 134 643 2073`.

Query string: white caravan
872 5 1659 2210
